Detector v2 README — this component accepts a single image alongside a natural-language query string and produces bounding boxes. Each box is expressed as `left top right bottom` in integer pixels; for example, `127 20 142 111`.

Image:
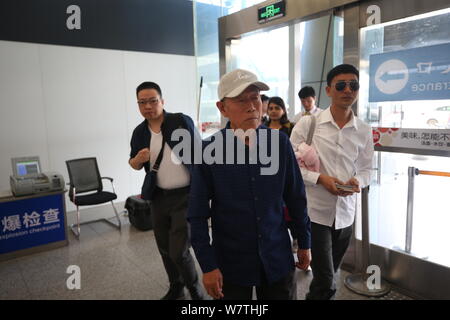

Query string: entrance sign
369 43 450 102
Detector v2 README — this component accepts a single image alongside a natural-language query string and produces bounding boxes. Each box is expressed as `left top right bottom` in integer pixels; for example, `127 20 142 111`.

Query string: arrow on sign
380 72 406 83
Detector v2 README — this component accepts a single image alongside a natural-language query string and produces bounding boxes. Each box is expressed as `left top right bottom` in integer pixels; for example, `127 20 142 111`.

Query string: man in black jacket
129 81 206 300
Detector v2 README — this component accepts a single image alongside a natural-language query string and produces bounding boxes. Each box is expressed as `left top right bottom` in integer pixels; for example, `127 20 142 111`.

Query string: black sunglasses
334 80 360 92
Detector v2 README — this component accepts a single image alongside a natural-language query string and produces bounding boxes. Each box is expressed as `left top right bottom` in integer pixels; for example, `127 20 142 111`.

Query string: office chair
66 157 122 238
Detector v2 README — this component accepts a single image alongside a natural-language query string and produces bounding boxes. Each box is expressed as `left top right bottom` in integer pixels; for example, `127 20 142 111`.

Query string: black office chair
66 157 122 238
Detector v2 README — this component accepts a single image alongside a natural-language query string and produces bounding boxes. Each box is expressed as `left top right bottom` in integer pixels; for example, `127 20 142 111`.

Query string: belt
154 186 190 196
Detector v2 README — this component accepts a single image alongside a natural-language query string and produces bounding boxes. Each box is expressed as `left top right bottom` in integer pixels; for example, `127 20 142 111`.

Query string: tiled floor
0 203 412 300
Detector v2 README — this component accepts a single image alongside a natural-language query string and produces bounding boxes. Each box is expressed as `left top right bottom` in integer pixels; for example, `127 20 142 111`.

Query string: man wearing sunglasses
290 64 374 300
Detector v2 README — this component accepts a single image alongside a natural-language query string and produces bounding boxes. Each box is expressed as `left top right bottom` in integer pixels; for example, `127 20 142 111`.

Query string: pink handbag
294 116 320 172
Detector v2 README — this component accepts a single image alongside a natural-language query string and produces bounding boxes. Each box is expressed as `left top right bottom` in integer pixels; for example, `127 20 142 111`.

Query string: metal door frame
349 0 450 300
218 0 357 125
218 0 450 299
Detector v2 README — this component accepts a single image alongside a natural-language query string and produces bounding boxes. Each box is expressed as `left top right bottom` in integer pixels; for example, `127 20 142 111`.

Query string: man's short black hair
298 86 315 99
326 64 359 86
136 81 162 97
261 94 270 102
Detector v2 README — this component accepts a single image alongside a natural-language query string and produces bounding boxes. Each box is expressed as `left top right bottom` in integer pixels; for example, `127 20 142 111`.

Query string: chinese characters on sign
258 0 286 24
373 127 450 152
2 214 21 232
399 131 450 148
1 208 60 233
0 194 66 255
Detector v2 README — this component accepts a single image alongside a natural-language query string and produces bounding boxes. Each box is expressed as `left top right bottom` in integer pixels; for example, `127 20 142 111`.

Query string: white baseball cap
218 69 269 100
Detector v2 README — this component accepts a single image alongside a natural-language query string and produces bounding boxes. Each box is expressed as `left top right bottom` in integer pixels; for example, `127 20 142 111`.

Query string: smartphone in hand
335 183 355 192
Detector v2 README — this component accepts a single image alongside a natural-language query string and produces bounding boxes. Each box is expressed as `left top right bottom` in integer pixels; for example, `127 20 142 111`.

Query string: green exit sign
258 0 286 24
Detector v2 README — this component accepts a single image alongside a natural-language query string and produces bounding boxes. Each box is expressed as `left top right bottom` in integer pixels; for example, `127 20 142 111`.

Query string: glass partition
359 8 450 267
193 0 267 137
229 26 290 101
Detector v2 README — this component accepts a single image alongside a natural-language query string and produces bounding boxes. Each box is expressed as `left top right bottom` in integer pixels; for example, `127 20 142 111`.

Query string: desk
0 190 68 262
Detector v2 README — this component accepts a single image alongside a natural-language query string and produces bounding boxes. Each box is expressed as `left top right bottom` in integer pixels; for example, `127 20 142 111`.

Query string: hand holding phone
335 183 356 193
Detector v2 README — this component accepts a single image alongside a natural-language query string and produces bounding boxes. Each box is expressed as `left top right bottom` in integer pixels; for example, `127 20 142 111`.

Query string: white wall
0 40 197 212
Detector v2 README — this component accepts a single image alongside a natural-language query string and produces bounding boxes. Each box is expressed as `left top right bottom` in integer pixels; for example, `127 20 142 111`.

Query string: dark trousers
221 269 297 300
307 222 353 300
151 187 200 292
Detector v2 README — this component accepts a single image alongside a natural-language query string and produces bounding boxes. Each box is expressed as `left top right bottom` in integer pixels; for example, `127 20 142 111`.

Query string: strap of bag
151 136 165 172
306 115 316 146
150 113 184 172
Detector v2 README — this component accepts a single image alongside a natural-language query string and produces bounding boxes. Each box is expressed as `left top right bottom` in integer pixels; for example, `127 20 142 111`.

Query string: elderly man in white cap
187 69 311 300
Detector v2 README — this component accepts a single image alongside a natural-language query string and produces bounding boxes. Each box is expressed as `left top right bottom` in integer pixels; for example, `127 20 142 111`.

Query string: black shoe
161 287 186 300
305 289 336 300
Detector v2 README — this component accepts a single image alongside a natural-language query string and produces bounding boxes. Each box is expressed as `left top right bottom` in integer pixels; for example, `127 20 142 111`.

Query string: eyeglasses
334 80 360 92
137 98 159 106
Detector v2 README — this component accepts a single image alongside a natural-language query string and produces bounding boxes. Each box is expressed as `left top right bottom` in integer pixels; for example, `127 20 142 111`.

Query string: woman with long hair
265 96 294 137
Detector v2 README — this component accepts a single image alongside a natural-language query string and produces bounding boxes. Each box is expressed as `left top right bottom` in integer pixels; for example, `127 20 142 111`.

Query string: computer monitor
11 156 41 178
